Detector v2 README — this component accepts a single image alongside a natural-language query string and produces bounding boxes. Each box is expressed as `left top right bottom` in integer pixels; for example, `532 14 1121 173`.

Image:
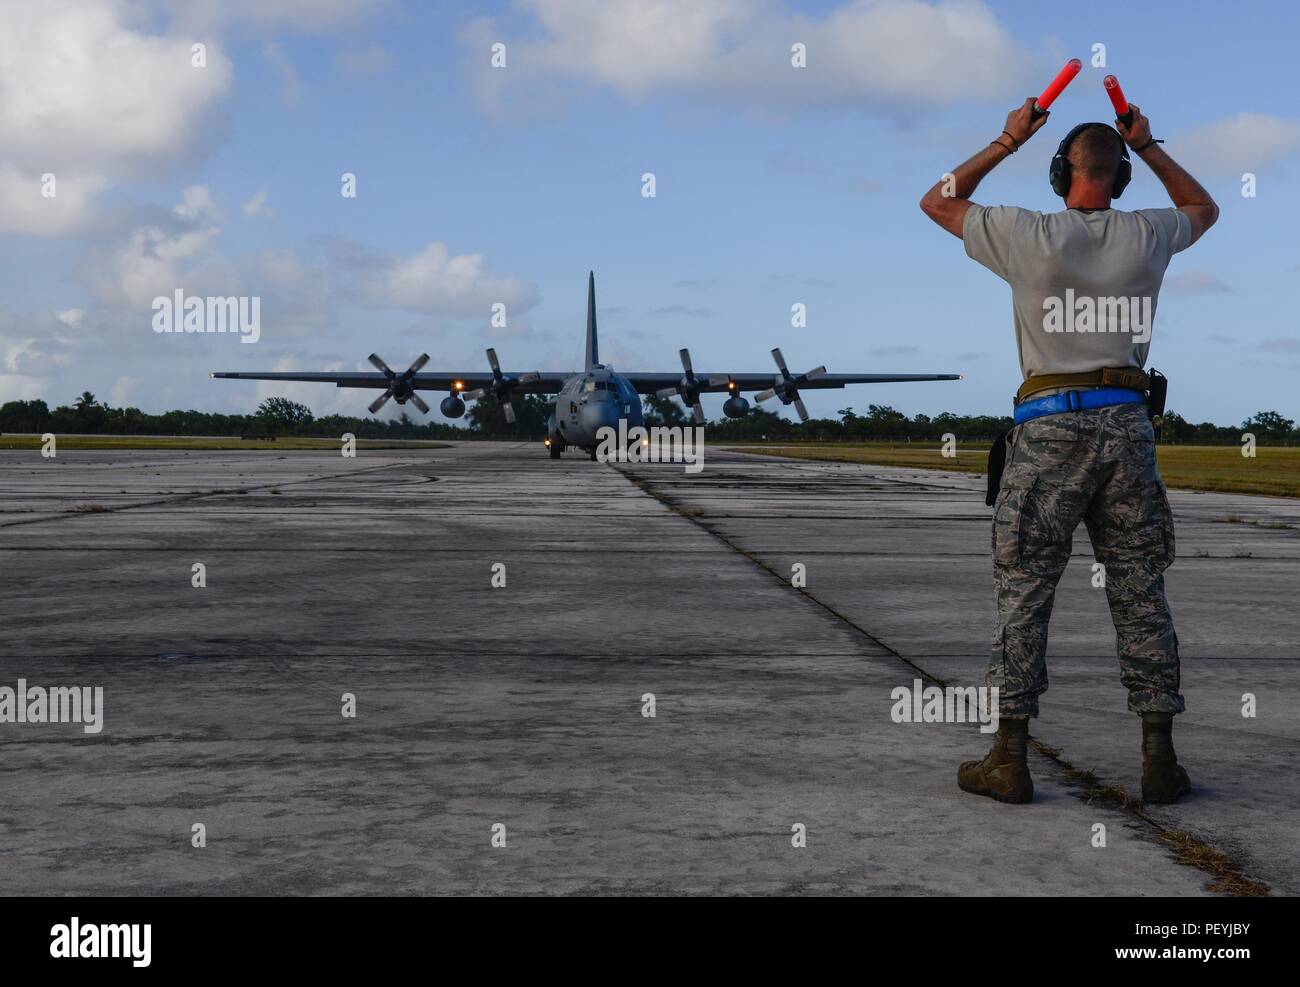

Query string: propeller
367 353 431 414
462 348 540 424
754 348 826 422
655 348 710 424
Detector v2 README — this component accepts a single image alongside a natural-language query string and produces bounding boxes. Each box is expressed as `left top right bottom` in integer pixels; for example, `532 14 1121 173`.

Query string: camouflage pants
989 402 1184 718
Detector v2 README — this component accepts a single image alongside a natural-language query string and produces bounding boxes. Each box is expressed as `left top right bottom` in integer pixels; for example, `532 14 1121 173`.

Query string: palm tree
74 391 97 412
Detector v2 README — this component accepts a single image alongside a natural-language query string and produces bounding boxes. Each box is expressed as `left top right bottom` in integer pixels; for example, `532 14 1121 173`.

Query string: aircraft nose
580 400 621 437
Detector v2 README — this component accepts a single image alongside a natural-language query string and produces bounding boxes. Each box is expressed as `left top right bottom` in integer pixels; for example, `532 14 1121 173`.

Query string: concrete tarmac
1 441 1294 895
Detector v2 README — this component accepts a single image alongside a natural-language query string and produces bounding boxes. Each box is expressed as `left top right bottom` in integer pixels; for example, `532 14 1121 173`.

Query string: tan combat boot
1141 712 1192 804
957 718 1033 804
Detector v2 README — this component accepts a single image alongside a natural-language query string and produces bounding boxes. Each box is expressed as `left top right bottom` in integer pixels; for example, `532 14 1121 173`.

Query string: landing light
544 437 551 447
453 380 464 390
641 439 649 447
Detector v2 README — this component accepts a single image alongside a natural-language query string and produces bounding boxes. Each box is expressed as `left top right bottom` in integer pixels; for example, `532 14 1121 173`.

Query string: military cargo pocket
1020 422 1087 494
1158 484 1176 568
1126 415 1155 442
1124 415 1157 458
992 473 1037 566
1022 415 1081 442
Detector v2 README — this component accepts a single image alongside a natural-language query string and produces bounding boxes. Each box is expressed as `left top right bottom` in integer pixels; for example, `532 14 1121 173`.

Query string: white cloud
85 214 226 310
173 185 221 224
517 0 751 95
251 249 336 335
82 191 333 342
0 308 80 401
0 164 110 237
366 243 541 317
2 337 45 375
241 353 376 419
464 0 1033 112
160 0 388 32
241 190 275 218
0 374 49 401
0 0 397 236
0 0 233 235
110 375 140 407
1175 113 1300 177
77 191 536 357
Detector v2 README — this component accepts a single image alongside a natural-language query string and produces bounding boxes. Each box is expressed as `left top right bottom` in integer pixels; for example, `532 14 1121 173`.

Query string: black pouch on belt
985 429 1012 507
1146 367 1168 441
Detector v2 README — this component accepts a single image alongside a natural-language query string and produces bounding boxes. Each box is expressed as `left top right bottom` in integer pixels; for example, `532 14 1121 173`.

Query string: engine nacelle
722 395 751 419
440 396 466 418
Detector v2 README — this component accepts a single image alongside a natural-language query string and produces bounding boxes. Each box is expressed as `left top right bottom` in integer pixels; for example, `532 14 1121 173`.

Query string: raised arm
920 97 1051 238
1117 103 1219 245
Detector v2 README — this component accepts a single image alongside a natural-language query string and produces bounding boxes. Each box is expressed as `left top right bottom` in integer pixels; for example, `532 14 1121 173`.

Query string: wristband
1133 137 1164 153
1000 130 1020 151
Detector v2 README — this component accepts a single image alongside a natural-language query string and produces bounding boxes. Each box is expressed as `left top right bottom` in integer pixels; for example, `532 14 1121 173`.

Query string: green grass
725 441 1300 498
0 435 449 452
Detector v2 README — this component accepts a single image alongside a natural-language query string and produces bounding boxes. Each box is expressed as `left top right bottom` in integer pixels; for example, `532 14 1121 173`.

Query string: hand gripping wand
1103 73 1134 126
1031 58 1082 118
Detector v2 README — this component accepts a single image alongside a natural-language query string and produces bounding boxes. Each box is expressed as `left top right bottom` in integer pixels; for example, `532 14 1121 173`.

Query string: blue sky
2 0 1296 425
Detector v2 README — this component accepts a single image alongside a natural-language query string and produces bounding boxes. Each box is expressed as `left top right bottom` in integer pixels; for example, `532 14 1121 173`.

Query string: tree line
1 391 1295 444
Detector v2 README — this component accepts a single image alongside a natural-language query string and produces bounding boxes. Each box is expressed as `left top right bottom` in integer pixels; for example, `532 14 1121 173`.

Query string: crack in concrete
618 466 1274 897
0 459 412 529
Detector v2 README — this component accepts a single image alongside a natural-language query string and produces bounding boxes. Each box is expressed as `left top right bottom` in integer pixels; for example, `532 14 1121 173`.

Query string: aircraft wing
210 370 570 393
621 372 962 395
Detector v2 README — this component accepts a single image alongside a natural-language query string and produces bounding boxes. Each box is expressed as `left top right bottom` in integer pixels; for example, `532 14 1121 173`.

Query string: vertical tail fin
585 270 599 369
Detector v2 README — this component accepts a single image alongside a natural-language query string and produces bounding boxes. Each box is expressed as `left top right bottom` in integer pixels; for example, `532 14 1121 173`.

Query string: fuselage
548 365 644 449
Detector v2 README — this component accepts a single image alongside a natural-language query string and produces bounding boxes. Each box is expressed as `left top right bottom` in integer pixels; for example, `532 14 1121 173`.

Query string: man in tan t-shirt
919 98 1218 805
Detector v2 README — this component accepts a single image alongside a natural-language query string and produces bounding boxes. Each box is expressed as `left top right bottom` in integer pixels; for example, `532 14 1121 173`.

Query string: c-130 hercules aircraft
214 272 961 458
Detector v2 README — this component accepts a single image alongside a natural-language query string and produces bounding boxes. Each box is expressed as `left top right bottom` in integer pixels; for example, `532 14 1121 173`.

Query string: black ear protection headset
1049 122 1131 199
